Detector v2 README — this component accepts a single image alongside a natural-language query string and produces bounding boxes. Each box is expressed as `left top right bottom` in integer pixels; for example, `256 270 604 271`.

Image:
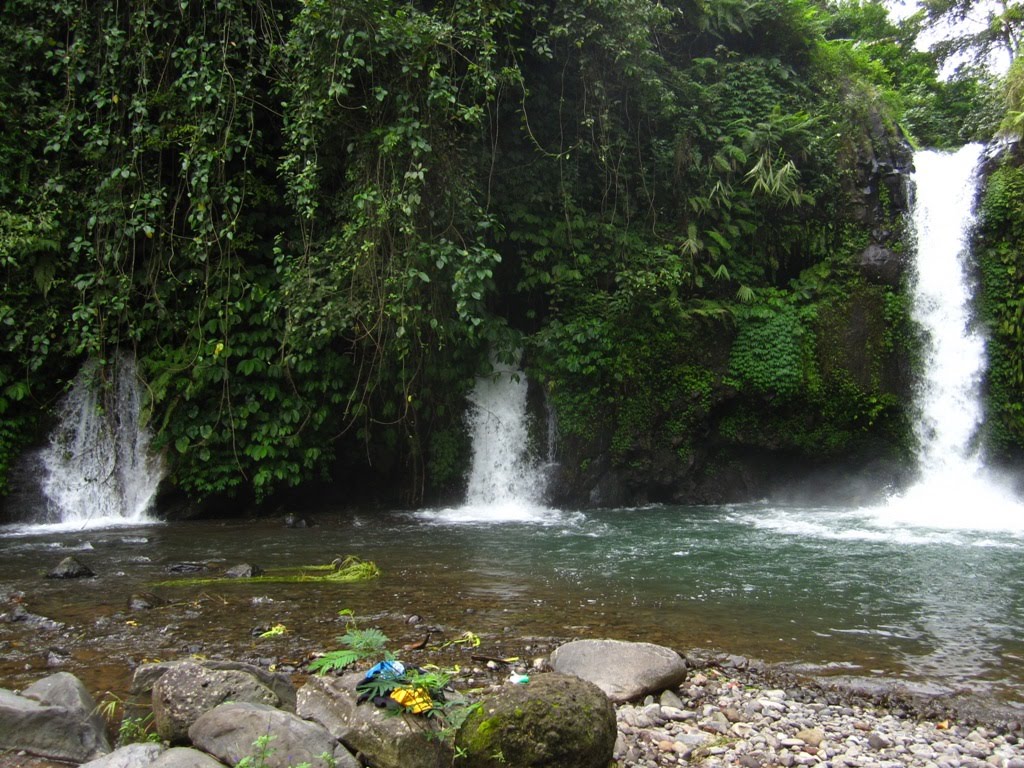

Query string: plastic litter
390 685 433 713
508 673 530 684
364 659 405 680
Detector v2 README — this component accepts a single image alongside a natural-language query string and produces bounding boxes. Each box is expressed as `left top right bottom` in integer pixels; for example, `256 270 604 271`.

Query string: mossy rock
455 673 615 768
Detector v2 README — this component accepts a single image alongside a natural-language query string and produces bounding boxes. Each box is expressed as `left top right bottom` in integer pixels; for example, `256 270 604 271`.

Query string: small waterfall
463 363 547 511
877 144 1024 530
39 354 164 528
418 360 557 523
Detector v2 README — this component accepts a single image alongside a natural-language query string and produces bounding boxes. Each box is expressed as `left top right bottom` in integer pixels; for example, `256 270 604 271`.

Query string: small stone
661 689 684 709
662 706 696 721
868 732 892 751
796 728 826 748
658 740 676 752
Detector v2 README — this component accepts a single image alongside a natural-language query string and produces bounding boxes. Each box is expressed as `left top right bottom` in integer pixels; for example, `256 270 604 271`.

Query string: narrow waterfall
879 144 1023 529
39 355 164 528
464 363 547 511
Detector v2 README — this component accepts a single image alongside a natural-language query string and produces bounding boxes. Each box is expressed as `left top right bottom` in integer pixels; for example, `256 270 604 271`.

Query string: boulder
224 563 264 578
151 659 285 743
0 672 111 761
136 658 296 710
454 673 616 768
189 702 358 768
549 639 687 702
297 672 452 768
79 742 167 768
46 555 95 579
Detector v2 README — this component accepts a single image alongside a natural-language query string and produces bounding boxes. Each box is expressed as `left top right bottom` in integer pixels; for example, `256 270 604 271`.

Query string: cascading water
877 144 1024 530
38 354 164 529
418 360 558 523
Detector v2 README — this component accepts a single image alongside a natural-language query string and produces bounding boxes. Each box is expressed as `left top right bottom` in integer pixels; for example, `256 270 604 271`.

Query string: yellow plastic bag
389 686 432 714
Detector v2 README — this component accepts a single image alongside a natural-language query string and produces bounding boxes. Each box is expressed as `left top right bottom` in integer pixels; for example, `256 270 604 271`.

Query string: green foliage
308 609 392 675
977 160 1024 456
0 0 946 506
728 300 810 398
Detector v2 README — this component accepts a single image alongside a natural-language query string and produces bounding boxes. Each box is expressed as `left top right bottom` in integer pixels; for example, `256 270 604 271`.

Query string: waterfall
417 359 556 524
463 363 547 511
876 144 1024 530
39 354 164 528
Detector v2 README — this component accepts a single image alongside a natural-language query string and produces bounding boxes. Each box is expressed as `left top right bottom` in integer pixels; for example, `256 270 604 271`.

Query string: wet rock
127 593 165 611
0 672 111 762
549 639 687 703
151 659 284 743
45 556 94 579
189 701 357 768
455 673 616 768
1 604 64 631
297 672 451 768
283 513 315 529
859 243 905 286
165 562 208 573
79 742 166 768
224 563 264 579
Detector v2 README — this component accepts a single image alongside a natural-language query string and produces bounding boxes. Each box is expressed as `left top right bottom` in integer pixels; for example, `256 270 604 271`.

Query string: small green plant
307 609 392 675
236 734 276 768
96 694 161 746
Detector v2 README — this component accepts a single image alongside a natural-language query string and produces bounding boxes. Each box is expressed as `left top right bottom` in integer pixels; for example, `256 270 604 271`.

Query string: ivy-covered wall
977 148 1024 465
0 0 1000 516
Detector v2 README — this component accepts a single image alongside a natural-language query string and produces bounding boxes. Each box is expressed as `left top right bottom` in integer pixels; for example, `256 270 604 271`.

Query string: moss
149 556 381 588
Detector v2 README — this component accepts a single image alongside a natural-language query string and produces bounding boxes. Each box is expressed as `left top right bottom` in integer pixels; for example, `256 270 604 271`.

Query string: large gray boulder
454 673 616 768
189 702 358 768
297 672 452 768
549 639 687 702
151 659 284 743
0 672 111 761
135 658 296 711
79 742 167 768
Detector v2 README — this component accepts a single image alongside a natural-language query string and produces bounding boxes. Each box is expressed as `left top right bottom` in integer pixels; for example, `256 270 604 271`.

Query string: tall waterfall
39 355 164 528
878 144 1023 529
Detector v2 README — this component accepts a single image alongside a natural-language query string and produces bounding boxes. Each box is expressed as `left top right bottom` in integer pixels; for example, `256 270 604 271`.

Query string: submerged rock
224 563 264 579
1 603 64 631
46 556 95 579
549 638 687 703
455 673 616 768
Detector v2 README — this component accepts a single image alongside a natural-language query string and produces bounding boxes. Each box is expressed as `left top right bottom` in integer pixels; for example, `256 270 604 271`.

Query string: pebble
612 664 1023 768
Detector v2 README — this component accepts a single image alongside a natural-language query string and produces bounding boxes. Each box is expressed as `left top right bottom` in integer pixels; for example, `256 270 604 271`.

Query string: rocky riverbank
612 653 1024 768
3 642 1024 768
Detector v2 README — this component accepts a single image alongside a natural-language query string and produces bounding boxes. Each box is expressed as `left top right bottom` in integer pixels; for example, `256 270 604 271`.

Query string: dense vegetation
0 0 1012 511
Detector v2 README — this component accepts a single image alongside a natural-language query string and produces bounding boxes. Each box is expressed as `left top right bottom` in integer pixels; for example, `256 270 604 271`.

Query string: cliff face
541 110 918 508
